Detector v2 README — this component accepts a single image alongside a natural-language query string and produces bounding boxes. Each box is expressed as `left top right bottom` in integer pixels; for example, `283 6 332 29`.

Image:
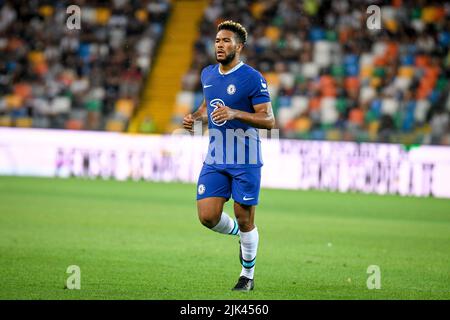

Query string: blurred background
0 0 449 145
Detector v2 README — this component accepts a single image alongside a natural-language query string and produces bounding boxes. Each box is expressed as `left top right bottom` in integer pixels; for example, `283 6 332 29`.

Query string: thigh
230 167 261 206
196 164 232 201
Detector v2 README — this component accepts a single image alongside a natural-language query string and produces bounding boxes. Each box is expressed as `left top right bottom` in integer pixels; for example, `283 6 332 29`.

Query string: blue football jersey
200 62 271 168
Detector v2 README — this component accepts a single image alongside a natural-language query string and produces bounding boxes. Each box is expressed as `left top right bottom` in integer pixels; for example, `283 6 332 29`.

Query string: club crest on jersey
210 98 227 126
227 84 236 95
198 184 206 195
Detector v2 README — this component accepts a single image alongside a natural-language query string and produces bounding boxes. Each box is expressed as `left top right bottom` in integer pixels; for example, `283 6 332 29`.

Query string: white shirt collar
218 61 244 75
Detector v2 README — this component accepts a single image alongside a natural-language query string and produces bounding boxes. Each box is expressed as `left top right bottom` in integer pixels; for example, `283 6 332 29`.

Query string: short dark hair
217 20 248 44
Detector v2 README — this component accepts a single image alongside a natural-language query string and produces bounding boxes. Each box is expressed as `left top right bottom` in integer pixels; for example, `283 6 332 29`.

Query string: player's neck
219 59 242 74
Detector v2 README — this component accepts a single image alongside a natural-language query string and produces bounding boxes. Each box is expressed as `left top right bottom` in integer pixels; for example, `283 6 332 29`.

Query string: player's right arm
183 98 207 133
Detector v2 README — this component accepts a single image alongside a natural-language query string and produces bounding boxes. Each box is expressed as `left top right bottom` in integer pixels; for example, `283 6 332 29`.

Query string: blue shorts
196 164 262 206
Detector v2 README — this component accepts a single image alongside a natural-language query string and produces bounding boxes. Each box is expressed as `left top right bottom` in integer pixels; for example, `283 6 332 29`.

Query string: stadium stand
128 0 208 134
173 0 450 145
0 0 170 132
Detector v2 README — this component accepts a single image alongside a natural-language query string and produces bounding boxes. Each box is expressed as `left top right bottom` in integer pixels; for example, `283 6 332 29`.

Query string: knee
236 215 253 232
198 211 219 229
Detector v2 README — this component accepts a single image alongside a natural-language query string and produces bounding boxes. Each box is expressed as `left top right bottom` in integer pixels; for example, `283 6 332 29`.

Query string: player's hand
211 104 238 123
183 114 195 132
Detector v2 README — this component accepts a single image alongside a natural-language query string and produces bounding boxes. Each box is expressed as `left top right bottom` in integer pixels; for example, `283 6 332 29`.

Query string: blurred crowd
177 0 450 145
0 0 170 131
1 0 449 145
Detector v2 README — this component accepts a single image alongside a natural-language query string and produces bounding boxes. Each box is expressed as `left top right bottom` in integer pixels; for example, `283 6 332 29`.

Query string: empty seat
291 96 309 116
65 119 84 130
277 108 295 128
115 99 134 118
15 117 33 128
105 119 125 132
301 62 319 79
95 8 111 25
381 98 399 115
0 115 12 127
52 96 72 114
279 72 295 89
320 98 338 124
5 94 23 109
414 99 431 123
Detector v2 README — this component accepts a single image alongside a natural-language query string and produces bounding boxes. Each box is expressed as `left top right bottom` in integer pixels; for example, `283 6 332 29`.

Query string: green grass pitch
0 176 449 300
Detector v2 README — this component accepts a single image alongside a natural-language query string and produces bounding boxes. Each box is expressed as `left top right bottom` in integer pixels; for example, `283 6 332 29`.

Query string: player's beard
216 50 236 66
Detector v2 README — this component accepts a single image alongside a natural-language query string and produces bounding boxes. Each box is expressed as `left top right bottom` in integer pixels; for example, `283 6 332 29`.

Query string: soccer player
183 20 275 292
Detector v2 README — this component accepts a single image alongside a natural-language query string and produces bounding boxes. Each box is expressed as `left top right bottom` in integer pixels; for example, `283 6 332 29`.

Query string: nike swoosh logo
243 196 254 201
203 85 213 88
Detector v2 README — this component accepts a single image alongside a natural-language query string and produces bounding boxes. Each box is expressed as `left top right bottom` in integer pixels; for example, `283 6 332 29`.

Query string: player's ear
237 42 244 52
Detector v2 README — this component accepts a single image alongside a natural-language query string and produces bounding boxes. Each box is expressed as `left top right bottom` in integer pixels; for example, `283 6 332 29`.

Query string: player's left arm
211 102 275 129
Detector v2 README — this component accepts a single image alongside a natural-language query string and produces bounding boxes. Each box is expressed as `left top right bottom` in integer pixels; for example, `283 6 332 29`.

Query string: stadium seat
370 77 382 88
291 96 309 116
65 119 84 130
331 65 345 78
278 108 295 128
320 98 338 125
414 100 431 123
360 86 376 104
394 77 412 91
345 64 359 77
106 119 125 132
81 7 96 24
294 117 312 133
310 129 326 140
301 62 319 79
310 27 325 42
51 97 72 114
279 73 295 89
345 77 359 91
402 111 415 132
265 26 281 42
32 116 50 128
349 108 364 127
95 8 111 25
370 99 382 118
398 66 414 78
278 96 292 109
309 96 321 112
359 53 374 67
415 55 429 68
326 129 342 141
336 97 348 114
15 117 33 128
135 9 149 23
5 94 23 109
360 65 373 79
115 99 135 119
28 51 45 65
38 5 54 17
13 83 32 100
0 116 12 127
400 54 415 66
314 41 333 67
381 98 399 116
